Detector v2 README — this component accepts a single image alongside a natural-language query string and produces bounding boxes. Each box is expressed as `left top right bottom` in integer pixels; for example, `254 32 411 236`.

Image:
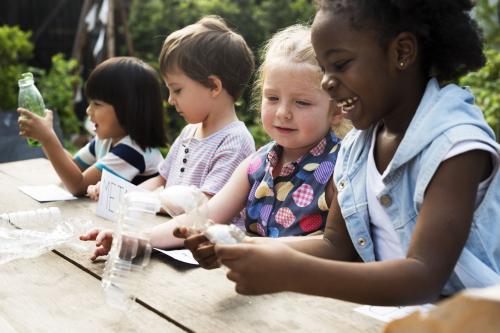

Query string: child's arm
215 150 491 305
150 157 251 249
18 108 98 196
81 157 252 259
138 175 166 191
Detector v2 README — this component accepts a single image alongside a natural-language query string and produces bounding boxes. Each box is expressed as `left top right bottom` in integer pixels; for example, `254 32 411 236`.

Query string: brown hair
159 15 255 100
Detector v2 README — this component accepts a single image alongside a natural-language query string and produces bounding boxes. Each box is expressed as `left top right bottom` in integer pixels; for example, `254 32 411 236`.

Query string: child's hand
17 108 54 144
173 226 220 269
79 228 114 261
87 181 101 201
215 240 298 295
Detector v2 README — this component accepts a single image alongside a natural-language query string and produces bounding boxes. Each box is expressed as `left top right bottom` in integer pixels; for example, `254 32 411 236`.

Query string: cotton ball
159 185 203 216
204 224 246 244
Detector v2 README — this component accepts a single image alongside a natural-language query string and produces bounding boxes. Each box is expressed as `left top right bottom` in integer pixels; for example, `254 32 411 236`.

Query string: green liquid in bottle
18 72 45 147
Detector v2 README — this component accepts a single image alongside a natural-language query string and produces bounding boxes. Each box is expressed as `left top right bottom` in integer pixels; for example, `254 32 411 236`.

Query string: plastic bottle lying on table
0 207 94 265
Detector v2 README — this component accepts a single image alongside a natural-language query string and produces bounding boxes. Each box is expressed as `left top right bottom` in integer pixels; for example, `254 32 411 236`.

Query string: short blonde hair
159 16 255 100
252 24 351 138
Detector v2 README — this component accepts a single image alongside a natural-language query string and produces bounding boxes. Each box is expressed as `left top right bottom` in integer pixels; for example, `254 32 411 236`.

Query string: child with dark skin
176 0 500 305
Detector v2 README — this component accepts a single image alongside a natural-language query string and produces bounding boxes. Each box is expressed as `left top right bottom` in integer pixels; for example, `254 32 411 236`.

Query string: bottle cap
18 72 34 87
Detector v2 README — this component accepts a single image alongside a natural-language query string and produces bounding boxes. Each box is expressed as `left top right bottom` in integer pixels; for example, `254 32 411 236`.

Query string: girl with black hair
18 57 166 196
211 0 500 305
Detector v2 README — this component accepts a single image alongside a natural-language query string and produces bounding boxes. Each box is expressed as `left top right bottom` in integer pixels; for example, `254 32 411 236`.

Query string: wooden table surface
0 158 385 333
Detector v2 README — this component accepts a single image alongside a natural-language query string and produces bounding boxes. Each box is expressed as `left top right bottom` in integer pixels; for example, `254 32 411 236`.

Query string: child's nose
321 75 337 92
86 105 92 116
168 94 175 106
276 104 292 120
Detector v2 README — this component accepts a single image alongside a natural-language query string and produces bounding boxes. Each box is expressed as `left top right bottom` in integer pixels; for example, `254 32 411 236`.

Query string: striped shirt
159 121 255 195
74 135 163 185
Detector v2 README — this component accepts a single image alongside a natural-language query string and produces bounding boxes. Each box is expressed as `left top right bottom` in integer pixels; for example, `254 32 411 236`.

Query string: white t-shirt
366 127 499 261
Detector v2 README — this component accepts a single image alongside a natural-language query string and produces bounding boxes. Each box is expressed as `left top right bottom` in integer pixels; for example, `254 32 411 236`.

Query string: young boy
87 16 255 204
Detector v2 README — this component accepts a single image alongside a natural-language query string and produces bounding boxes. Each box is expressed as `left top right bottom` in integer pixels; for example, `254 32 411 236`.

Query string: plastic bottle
0 207 62 228
18 72 46 147
101 191 160 311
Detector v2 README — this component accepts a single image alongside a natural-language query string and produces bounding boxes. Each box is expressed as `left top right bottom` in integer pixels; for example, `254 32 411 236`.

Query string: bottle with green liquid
18 72 45 147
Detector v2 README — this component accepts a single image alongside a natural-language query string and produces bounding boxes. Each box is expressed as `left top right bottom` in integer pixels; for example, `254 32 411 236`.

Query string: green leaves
38 54 82 140
0 25 33 111
460 48 500 139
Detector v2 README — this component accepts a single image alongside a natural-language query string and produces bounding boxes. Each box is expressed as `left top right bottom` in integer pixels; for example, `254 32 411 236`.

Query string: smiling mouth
275 126 295 132
336 96 358 113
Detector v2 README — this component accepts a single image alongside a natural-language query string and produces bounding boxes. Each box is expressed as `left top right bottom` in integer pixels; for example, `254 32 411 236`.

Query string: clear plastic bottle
101 191 160 311
0 207 62 229
18 72 46 147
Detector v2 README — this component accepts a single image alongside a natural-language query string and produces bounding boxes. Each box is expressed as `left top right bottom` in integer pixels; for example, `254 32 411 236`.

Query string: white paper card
18 184 77 202
155 248 199 266
96 169 144 222
354 304 434 323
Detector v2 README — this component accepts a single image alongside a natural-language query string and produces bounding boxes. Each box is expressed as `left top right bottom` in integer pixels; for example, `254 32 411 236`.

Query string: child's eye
296 100 311 107
173 88 182 94
266 95 279 102
333 59 351 71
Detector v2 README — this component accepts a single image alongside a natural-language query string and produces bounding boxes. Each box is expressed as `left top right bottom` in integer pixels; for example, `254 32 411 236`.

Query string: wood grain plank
0 253 185 333
1 158 385 333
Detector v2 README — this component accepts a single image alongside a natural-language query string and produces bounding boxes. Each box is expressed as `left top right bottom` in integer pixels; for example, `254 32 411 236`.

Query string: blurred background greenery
0 0 498 158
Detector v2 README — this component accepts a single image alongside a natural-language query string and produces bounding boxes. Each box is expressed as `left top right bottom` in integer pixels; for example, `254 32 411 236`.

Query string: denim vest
333 78 500 295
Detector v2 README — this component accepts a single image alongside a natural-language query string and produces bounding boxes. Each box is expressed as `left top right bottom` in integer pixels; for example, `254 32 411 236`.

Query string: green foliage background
0 26 33 112
0 0 498 151
0 25 82 146
128 0 499 146
128 0 316 148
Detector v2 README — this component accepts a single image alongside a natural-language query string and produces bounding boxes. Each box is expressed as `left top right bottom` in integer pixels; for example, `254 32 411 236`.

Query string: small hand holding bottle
17 108 55 145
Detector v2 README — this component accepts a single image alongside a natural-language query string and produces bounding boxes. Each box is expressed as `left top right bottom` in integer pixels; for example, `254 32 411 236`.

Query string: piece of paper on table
96 169 145 222
354 304 434 323
155 248 199 266
18 184 77 202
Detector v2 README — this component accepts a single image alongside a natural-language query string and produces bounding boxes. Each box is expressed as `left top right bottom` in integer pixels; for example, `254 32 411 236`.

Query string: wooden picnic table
0 158 385 333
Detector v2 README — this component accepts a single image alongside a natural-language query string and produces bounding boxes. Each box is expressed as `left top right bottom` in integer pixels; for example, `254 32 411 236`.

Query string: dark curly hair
315 0 486 81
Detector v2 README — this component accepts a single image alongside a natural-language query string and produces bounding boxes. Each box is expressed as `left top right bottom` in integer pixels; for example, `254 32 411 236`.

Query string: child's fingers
16 107 32 117
95 230 112 246
226 269 242 283
91 246 110 261
173 226 190 239
215 243 248 261
184 233 209 251
203 258 221 270
44 109 52 120
193 243 216 260
79 228 101 241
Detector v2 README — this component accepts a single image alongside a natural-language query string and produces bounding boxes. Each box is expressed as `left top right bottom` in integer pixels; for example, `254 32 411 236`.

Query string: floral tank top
245 131 341 237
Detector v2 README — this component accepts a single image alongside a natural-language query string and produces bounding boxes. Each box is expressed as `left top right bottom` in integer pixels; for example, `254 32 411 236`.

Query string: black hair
316 0 486 81
85 57 166 150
